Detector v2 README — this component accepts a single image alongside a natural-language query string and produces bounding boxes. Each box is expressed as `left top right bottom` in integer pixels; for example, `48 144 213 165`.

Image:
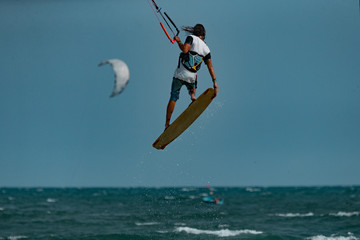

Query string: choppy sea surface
1 187 359 240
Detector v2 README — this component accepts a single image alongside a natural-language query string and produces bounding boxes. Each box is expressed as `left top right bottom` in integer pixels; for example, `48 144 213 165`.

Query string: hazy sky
1 0 359 187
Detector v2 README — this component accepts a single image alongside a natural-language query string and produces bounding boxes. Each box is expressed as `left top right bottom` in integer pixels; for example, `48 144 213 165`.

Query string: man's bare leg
189 88 196 102
165 100 176 130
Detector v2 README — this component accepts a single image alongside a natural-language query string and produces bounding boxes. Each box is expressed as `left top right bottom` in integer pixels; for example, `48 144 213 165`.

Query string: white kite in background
98 59 130 97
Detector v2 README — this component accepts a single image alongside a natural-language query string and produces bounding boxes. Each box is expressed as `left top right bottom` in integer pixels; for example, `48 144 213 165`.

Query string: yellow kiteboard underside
153 88 215 150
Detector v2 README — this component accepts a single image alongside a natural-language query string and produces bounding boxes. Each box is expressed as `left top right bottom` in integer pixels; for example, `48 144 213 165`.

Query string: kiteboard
153 88 215 150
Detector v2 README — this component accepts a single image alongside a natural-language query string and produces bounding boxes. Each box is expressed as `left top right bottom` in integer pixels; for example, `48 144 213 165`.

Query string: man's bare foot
189 98 197 107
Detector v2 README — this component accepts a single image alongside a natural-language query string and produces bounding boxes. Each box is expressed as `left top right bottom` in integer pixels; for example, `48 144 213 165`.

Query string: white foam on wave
307 233 359 240
8 236 28 240
46 198 57 203
246 187 261 192
175 227 262 237
330 211 360 217
0 207 4 211
181 187 196 192
135 222 160 226
275 212 314 217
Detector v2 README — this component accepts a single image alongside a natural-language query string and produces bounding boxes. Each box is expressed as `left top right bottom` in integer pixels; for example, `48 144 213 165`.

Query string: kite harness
179 51 204 73
147 0 179 44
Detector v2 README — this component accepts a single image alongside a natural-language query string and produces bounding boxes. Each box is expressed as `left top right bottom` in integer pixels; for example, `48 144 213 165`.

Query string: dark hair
182 24 206 39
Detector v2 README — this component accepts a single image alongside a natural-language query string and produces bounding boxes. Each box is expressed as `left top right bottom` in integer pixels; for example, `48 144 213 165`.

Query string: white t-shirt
173 35 211 83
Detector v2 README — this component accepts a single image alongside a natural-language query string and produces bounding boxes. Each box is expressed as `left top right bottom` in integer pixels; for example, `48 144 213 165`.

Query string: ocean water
0 187 359 240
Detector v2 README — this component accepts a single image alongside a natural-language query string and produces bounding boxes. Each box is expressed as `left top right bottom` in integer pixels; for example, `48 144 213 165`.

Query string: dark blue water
1 187 359 239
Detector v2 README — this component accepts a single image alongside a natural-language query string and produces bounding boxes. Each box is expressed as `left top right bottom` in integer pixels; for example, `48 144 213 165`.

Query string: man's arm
174 36 191 53
205 58 218 98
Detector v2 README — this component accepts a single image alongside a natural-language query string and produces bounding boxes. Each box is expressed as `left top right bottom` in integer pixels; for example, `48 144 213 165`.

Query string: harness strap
192 58 203 71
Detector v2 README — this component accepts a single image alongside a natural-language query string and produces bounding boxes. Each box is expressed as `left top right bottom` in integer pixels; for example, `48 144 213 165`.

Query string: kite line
146 0 180 44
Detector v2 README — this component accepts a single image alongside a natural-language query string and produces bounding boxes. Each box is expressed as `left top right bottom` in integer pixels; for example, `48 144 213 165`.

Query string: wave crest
330 212 360 217
275 212 314 217
175 227 262 237
307 233 358 240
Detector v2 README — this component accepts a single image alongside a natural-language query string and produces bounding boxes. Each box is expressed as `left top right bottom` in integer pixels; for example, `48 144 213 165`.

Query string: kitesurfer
165 24 218 130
